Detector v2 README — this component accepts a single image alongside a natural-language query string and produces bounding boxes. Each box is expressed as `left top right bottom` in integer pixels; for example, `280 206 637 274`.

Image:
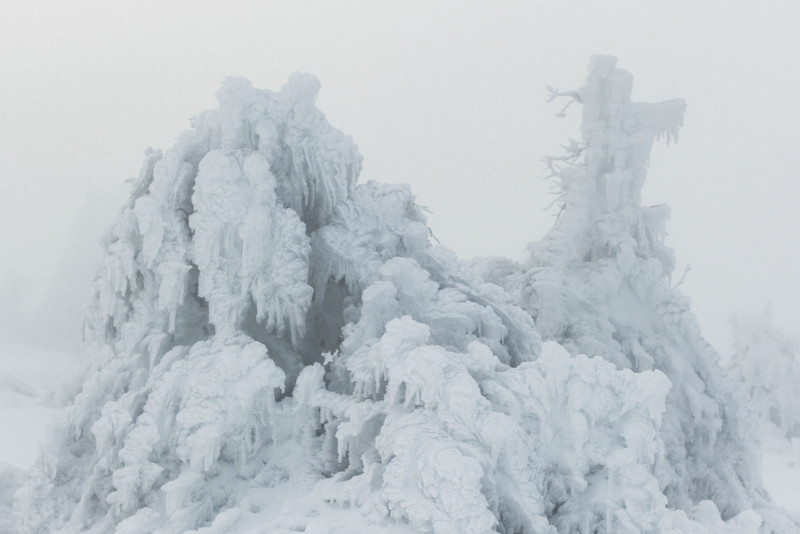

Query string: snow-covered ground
0 344 417 533
1 342 798 533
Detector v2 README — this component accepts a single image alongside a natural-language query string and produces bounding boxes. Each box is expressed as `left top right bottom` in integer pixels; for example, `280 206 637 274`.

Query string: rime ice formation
476 56 794 529
14 59 795 533
729 310 800 439
728 312 800 518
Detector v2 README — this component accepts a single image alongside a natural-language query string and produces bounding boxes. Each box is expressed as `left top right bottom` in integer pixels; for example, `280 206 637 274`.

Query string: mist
1 0 798 354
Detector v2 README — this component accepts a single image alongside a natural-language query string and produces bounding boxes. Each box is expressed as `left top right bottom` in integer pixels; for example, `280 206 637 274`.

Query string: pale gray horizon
1 1 798 355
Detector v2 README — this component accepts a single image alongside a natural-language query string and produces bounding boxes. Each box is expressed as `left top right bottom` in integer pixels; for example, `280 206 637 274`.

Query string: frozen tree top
538 55 687 271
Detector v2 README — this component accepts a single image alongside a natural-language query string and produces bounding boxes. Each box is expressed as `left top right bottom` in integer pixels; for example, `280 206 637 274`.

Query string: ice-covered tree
15 60 788 534
729 309 800 439
14 72 540 533
476 56 781 523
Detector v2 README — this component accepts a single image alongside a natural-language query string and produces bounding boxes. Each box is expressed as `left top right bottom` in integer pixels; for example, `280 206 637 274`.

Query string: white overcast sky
1 0 798 354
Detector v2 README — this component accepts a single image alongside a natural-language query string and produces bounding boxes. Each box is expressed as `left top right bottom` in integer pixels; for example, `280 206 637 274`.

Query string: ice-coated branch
546 85 582 117
505 55 771 526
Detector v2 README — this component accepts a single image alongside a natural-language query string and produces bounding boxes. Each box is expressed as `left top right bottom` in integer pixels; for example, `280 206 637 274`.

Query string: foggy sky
1 0 798 354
